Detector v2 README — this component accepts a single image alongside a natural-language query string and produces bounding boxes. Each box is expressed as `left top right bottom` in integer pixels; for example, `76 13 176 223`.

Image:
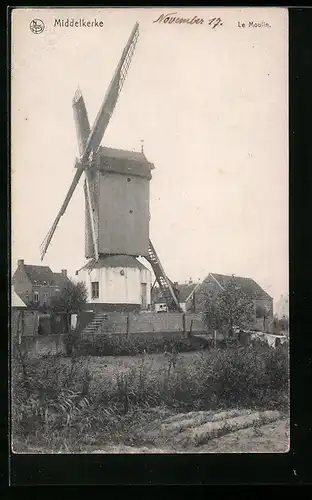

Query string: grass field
12 342 289 453
83 351 203 380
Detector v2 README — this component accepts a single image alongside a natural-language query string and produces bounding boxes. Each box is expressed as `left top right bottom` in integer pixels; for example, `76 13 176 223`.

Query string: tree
272 314 289 335
202 276 254 336
279 315 289 332
256 303 271 331
272 314 281 334
49 279 88 332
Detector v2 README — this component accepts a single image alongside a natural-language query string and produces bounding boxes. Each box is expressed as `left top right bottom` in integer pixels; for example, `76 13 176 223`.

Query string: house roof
176 283 198 302
80 255 149 272
22 265 69 287
99 146 155 167
11 286 27 307
23 265 54 285
52 273 69 288
151 282 198 304
208 273 272 300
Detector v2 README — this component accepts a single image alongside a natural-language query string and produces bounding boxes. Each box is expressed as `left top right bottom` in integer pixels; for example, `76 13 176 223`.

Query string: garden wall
20 334 66 356
82 311 206 336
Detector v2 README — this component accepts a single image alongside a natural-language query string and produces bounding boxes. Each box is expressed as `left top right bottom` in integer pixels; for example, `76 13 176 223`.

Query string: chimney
61 269 67 277
17 259 24 269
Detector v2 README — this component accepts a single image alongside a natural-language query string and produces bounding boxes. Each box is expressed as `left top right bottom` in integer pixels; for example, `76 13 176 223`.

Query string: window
43 292 48 303
91 282 99 299
34 291 39 302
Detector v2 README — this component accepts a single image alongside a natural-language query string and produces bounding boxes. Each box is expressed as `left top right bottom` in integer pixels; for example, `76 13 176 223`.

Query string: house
12 259 69 308
195 273 274 333
151 281 200 313
11 284 39 342
151 286 168 312
75 255 152 312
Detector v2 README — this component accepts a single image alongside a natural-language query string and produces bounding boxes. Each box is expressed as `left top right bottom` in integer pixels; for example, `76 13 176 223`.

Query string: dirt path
21 408 289 454
192 418 289 453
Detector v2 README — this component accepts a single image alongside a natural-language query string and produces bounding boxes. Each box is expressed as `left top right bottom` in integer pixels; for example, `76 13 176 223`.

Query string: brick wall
97 312 128 334
83 311 207 336
22 311 39 336
76 311 96 334
129 312 183 334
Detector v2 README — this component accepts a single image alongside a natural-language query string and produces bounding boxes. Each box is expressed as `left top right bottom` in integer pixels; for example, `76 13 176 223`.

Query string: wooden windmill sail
39 23 181 312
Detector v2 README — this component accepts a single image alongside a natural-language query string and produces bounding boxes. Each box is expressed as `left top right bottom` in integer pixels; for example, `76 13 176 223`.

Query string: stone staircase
81 312 109 336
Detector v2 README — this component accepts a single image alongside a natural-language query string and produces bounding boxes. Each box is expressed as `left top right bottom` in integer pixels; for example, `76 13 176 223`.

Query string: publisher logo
30 19 45 34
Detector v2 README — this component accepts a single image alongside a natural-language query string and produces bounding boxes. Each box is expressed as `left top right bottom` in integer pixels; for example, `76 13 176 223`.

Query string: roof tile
209 273 272 300
23 265 69 287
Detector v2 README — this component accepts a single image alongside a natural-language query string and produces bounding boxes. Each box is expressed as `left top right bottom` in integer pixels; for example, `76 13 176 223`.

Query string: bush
208 346 288 408
88 344 289 414
11 343 93 449
75 333 205 357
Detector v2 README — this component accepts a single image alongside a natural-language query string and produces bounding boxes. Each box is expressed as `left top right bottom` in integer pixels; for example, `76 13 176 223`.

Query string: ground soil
87 410 290 454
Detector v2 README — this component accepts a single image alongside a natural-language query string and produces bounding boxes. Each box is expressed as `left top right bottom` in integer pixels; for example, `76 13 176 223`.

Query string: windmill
40 22 181 312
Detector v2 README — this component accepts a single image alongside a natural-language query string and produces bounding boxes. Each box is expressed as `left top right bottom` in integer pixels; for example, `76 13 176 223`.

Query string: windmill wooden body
40 23 181 312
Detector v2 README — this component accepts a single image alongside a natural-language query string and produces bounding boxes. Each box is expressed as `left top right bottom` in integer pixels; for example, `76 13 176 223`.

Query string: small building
11 285 68 355
12 259 69 308
11 284 39 343
152 281 200 313
11 285 27 343
75 255 152 312
152 273 273 332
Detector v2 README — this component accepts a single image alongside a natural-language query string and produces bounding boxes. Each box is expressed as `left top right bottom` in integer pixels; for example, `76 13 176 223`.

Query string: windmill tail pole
146 239 182 312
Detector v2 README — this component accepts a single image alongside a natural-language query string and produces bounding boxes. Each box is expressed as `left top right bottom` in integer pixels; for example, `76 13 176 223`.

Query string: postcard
11 7 289 455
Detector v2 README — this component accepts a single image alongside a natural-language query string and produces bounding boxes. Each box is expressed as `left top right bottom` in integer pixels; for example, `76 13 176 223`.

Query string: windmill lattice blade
40 165 84 260
72 87 91 157
83 22 140 158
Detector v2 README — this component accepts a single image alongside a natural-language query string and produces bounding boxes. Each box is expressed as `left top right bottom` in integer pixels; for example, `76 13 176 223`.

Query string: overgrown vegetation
201 276 255 336
11 337 289 453
75 333 209 357
272 314 289 334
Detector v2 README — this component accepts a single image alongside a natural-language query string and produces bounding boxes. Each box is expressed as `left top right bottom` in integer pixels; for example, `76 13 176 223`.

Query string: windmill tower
40 23 181 313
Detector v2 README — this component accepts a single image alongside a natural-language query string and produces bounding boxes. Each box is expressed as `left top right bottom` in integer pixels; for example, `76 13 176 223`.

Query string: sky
11 7 288 304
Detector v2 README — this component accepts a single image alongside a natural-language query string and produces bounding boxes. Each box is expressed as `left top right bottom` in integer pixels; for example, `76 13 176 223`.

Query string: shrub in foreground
75 333 207 357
